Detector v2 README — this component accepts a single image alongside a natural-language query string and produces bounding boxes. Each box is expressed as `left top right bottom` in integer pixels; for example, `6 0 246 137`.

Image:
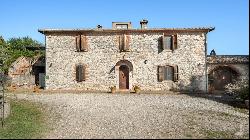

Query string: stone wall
8 56 35 88
207 55 249 82
45 32 207 92
8 56 45 89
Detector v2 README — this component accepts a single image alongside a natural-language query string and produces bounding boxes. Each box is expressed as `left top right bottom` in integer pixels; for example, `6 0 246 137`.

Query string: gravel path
8 93 249 139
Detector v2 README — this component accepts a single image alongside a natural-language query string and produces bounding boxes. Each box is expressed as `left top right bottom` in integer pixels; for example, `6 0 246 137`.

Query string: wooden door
119 65 129 89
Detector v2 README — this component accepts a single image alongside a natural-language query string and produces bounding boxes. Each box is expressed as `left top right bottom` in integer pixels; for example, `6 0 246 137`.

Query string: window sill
121 49 131 52
163 49 173 52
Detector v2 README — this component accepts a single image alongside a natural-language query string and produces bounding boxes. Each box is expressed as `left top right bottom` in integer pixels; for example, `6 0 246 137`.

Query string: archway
115 60 133 90
209 66 239 90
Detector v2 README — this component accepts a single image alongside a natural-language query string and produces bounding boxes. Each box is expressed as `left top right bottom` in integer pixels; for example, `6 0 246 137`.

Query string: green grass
202 129 238 139
0 100 46 139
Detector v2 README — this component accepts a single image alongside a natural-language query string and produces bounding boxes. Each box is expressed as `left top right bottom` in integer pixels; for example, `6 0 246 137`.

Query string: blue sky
0 0 249 55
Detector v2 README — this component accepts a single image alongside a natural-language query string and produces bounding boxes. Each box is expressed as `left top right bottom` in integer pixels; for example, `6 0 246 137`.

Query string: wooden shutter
82 65 86 81
124 34 131 51
162 33 165 50
119 35 124 51
174 65 179 82
76 65 81 82
76 35 81 52
158 66 164 82
173 34 178 50
81 35 88 52
76 64 86 82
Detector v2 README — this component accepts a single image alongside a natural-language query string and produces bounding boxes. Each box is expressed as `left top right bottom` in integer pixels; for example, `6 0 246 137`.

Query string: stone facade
40 27 214 92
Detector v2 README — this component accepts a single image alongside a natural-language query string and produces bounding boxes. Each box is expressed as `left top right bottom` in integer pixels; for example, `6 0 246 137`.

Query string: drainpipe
205 33 208 93
44 35 47 90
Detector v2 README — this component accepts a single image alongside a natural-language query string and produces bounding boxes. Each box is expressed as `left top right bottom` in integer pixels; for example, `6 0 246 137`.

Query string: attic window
112 22 132 29
116 24 128 29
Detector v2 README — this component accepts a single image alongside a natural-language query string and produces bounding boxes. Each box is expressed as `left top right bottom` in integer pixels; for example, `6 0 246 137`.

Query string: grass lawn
0 100 46 139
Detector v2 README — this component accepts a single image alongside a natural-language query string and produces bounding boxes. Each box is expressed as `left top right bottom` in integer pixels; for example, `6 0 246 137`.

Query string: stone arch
115 60 133 71
208 64 240 76
209 65 240 90
115 60 133 90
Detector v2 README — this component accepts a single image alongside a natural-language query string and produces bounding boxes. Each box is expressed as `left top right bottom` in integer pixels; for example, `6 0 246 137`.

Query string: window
76 35 88 52
158 65 179 82
163 36 172 50
162 34 178 51
76 64 86 82
112 22 132 29
164 66 174 80
116 24 128 29
119 34 131 52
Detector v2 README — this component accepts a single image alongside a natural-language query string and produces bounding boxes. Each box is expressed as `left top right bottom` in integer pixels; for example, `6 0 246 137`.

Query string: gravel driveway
8 93 249 139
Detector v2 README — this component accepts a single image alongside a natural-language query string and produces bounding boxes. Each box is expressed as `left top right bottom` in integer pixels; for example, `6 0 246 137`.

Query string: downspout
44 35 47 90
205 33 208 93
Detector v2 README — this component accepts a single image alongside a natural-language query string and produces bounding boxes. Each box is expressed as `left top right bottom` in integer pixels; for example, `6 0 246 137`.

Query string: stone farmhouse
37 20 248 92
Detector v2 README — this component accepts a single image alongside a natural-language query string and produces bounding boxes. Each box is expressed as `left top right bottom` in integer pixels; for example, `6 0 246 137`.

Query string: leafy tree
7 36 43 50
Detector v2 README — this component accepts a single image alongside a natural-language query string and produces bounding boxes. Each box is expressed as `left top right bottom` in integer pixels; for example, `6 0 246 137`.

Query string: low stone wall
207 55 249 81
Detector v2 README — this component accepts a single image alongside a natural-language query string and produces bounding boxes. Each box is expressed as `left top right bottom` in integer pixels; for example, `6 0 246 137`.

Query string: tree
7 36 43 50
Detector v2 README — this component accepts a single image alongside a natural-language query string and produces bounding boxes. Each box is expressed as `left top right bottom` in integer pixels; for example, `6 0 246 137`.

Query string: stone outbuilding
8 56 45 89
207 52 249 91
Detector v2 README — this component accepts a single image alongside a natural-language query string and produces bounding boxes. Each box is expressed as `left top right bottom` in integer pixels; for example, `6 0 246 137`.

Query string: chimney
97 25 102 29
140 19 148 29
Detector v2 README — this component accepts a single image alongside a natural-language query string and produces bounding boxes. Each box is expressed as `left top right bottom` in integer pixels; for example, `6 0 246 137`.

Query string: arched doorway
119 65 129 89
209 66 239 90
115 60 133 90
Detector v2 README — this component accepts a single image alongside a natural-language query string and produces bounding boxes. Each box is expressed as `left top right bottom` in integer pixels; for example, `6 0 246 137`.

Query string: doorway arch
115 60 133 90
209 65 239 90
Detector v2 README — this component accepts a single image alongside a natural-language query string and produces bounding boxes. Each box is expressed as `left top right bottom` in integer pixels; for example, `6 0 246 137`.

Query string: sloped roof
38 27 215 34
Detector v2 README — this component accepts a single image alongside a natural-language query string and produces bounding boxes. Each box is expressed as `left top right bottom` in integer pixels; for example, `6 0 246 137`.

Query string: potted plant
110 86 116 93
134 85 141 94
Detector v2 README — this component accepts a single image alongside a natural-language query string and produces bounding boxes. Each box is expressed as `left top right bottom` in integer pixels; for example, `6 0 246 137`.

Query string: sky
0 0 249 55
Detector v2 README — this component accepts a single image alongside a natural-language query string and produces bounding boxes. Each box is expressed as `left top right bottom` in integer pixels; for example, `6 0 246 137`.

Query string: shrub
110 86 116 93
133 85 141 93
225 79 249 100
